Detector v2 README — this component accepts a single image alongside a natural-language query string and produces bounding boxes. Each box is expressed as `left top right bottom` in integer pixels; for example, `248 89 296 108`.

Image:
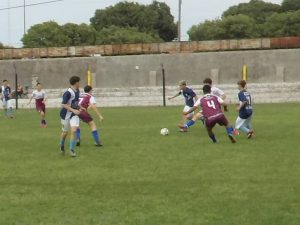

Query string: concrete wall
0 48 300 89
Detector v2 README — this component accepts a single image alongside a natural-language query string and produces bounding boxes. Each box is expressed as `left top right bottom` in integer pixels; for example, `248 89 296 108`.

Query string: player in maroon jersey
76 85 104 147
183 85 236 143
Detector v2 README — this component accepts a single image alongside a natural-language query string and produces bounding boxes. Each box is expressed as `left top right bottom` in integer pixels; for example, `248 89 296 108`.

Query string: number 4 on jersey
207 100 216 109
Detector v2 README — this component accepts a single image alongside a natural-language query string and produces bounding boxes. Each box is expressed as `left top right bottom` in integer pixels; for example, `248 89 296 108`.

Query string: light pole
178 0 182 42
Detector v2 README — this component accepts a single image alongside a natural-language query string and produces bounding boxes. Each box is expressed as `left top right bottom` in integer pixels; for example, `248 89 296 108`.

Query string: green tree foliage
62 23 97 46
90 1 177 41
22 21 70 48
0 43 3 49
189 0 300 41
188 15 258 41
96 26 162 45
281 0 300 12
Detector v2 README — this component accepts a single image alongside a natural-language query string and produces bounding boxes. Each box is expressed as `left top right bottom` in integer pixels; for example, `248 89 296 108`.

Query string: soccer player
184 85 236 143
76 85 104 147
28 83 47 127
179 78 227 131
1 80 14 118
59 76 81 157
168 80 198 131
235 80 254 139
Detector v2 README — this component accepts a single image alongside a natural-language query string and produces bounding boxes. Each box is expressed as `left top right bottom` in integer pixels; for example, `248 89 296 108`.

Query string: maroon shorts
36 101 46 113
205 114 228 129
79 111 93 124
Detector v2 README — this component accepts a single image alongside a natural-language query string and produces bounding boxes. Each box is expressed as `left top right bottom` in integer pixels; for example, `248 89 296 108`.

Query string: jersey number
207 100 216 109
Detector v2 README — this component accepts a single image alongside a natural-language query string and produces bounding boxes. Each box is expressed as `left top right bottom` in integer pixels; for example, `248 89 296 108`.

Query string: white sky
0 0 283 47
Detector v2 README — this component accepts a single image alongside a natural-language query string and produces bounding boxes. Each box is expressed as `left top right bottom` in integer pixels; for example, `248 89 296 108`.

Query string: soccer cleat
60 145 65 155
247 131 254 139
178 124 188 132
70 150 76 157
228 134 237 144
95 143 103 147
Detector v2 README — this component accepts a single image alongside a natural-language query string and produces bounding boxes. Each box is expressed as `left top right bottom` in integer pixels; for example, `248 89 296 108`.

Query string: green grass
0 104 300 225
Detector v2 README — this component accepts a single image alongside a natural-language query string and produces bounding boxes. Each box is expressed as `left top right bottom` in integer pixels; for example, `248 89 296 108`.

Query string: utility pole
23 0 26 35
178 0 182 42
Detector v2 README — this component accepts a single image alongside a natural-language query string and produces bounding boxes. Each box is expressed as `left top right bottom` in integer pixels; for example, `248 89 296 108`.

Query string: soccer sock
209 134 217 143
226 127 234 135
41 119 46 124
92 130 100 145
76 128 81 142
9 107 13 116
185 120 195 128
60 139 65 147
70 139 76 150
240 126 250 134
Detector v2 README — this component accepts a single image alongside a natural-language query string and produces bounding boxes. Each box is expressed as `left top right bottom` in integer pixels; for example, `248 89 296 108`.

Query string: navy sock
60 139 65 146
209 134 217 143
92 130 100 145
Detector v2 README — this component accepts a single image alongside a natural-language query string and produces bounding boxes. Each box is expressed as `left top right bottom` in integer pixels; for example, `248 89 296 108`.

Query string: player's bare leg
179 112 203 132
206 126 217 143
40 111 47 128
225 123 236 144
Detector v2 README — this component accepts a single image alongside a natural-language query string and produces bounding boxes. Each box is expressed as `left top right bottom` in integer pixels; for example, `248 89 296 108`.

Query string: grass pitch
0 104 299 225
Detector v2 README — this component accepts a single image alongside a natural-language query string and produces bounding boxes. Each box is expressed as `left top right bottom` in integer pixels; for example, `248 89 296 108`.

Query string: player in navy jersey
1 80 14 118
59 76 81 157
168 80 198 131
235 80 254 139
28 83 47 127
75 85 104 147
184 85 236 143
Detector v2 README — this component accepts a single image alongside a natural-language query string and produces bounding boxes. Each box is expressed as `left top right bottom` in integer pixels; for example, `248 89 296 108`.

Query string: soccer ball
160 128 169 136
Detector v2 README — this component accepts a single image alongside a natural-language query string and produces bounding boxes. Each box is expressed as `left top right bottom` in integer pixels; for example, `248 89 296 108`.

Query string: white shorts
235 116 252 130
2 99 12 108
183 105 194 119
61 116 80 132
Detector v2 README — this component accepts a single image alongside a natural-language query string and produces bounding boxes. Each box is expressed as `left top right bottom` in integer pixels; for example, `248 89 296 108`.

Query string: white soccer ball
160 128 169 136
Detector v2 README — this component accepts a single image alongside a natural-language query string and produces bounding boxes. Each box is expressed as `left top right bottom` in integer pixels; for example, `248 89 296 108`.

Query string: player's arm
217 97 228 112
236 93 247 111
90 104 104 121
43 91 47 104
168 92 181 100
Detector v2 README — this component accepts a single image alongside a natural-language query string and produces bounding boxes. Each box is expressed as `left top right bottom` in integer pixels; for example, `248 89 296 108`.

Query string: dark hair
69 76 80 85
237 80 247 88
3 79 8 83
36 82 41 86
84 85 93 93
203 78 212 85
203 85 211 94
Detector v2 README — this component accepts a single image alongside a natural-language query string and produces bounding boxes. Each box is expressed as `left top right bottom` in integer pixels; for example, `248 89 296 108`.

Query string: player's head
3 79 8 86
36 82 42 91
69 76 80 89
84 85 93 94
203 85 211 94
203 78 212 86
179 80 187 90
237 80 247 90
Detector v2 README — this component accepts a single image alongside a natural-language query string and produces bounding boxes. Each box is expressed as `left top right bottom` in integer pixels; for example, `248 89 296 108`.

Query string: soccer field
0 104 299 225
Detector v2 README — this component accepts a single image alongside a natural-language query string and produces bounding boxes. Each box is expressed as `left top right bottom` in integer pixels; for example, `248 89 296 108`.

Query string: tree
188 20 225 41
22 21 70 48
222 0 281 24
281 0 300 12
263 10 300 36
0 43 3 49
95 26 162 45
188 15 258 41
90 1 177 41
62 23 97 46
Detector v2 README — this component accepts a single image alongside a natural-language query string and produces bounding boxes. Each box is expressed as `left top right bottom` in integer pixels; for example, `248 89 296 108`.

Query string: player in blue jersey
1 80 14 118
59 76 81 157
235 80 254 139
168 80 198 131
